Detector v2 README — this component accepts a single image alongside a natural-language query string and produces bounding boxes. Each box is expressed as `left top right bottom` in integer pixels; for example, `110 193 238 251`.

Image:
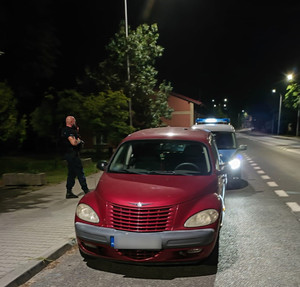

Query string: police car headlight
76 203 99 223
184 209 219 227
229 158 241 170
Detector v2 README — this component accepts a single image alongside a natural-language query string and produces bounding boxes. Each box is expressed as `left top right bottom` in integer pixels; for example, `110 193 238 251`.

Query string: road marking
274 190 289 197
254 166 261 170
261 175 270 180
250 163 257 166
257 170 265 174
267 181 278 187
286 202 300 212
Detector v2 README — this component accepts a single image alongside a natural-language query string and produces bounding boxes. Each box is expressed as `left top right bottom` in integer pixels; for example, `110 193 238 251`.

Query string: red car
75 127 226 263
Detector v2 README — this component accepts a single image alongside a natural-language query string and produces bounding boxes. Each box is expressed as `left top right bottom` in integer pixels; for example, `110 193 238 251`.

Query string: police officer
61 116 89 198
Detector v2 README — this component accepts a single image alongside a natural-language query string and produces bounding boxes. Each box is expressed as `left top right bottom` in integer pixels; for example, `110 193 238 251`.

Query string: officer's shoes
66 191 78 199
83 189 90 194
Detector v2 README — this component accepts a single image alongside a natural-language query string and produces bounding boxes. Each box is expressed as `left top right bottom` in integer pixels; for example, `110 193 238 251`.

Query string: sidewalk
0 171 102 287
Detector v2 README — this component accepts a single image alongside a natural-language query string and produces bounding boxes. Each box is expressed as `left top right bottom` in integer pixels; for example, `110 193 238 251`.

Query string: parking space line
286 202 300 212
274 190 289 197
267 181 278 187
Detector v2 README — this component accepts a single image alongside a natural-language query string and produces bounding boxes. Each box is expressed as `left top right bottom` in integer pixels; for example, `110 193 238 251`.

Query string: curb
0 238 77 287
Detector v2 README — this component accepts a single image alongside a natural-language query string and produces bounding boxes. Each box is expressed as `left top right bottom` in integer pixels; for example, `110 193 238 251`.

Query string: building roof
170 92 202 106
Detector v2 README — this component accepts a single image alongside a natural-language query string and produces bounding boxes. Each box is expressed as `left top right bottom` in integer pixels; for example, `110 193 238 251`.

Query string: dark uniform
61 126 89 198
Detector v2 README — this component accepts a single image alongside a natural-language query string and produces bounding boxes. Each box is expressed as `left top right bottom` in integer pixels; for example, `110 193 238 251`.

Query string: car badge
129 202 151 207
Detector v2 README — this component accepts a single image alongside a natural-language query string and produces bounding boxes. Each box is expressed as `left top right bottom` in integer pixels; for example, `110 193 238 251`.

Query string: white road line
250 163 257 166
257 170 265 174
286 202 300 212
261 175 271 180
274 190 289 197
267 181 278 187
253 166 261 170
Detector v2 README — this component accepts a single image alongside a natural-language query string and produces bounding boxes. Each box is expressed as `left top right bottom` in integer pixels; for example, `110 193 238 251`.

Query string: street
21 133 300 287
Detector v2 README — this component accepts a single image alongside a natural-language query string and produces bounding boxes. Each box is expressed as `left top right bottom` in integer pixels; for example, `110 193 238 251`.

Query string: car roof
191 123 235 132
123 127 212 144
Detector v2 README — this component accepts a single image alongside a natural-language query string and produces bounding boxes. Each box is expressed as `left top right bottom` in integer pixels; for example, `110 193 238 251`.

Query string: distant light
205 118 218 123
212 99 215 102
195 118 230 124
272 89 276 93
213 104 217 107
224 98 227 102
287 74 293 81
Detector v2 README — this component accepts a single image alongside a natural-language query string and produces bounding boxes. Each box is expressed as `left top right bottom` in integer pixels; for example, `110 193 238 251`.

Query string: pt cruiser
75 127 226 263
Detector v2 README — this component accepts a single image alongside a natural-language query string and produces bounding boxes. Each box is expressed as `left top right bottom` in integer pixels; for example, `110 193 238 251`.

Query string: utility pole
124 0 133 127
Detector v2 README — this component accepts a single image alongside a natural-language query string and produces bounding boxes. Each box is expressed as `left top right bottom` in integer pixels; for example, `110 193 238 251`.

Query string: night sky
1 0 300 120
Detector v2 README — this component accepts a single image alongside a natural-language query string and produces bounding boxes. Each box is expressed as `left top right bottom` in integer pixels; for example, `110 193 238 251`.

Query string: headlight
229 158 241 170
76 203 99 223
184 209 219 227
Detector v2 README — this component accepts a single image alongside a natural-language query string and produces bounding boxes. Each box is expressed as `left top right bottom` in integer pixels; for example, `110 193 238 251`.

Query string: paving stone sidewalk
0 172 102 287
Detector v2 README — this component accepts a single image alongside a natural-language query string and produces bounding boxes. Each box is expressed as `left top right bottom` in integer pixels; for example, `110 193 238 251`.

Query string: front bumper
75 222 215 250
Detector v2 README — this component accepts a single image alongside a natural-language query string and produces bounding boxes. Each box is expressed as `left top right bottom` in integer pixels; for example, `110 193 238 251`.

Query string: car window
109 140 211 175
213 132 237 149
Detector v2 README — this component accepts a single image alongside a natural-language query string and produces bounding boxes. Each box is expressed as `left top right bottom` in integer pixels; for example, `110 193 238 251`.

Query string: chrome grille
108 203 175 232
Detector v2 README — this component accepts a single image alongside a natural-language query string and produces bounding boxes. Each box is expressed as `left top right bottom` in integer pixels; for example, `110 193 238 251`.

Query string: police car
192 118 247 187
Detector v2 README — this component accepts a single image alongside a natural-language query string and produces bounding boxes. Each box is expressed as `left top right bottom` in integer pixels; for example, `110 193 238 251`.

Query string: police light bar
196 118 230 124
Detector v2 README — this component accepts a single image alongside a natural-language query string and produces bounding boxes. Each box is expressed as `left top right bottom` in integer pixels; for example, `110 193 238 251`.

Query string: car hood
96 173 217 207
218 149 236 163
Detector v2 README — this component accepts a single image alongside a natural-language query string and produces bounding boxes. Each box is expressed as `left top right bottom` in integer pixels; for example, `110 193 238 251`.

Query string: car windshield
108 140 211 175
213 132 237 149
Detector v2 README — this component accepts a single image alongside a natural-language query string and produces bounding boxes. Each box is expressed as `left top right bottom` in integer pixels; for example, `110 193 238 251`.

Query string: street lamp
212 99 216 108
287 73 293 81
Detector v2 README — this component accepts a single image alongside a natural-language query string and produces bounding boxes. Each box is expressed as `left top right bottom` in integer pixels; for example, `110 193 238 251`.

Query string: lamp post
272 89 282 135
124 0 133 127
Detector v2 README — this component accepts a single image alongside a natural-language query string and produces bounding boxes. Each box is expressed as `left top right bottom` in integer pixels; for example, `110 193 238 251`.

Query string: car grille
107 203 176 232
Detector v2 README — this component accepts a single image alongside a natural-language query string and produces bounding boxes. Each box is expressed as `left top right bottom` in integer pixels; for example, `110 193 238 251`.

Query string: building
162 92 203 127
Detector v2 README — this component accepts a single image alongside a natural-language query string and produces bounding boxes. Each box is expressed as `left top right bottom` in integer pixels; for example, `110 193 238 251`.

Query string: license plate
113 233 161 250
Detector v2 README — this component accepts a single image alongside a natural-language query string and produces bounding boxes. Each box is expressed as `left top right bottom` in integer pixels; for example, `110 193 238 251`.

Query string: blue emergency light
196 118 230 124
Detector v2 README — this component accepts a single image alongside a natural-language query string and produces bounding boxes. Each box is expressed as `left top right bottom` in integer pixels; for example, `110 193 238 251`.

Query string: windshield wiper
109 169 146 174
147 170 176 175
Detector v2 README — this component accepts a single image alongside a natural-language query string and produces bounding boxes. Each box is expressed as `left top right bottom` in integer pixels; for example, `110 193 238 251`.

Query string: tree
150 81 173 127
0 82 27 147
30 88 133 150
284 82 300 135
82 90 134 147
30 89 84 151
88 22 173 129
284 82 300 110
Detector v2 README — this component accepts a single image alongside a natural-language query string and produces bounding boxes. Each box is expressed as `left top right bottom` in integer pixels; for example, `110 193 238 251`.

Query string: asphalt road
21 133 300 287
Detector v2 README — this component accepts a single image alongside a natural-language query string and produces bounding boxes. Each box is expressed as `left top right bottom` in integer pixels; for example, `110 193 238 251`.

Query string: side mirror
217 162 228 174
97 160 108 171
